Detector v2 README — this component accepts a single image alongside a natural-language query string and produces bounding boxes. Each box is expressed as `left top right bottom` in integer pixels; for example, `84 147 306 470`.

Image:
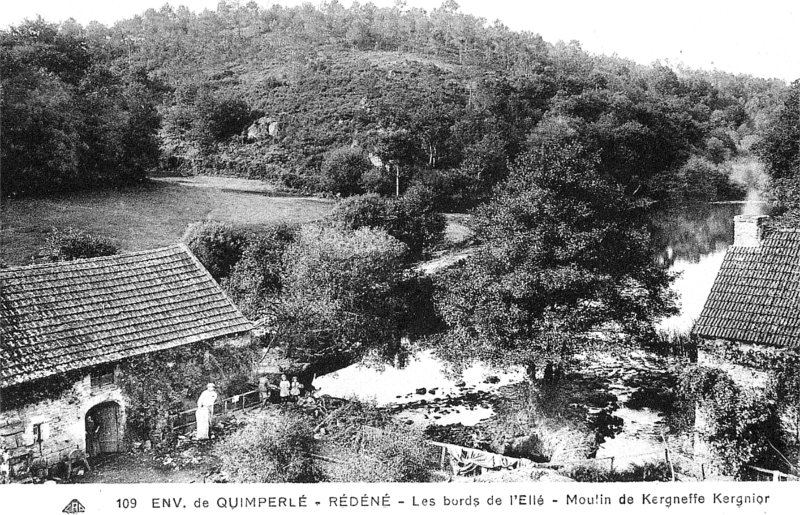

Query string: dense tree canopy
270 225 409 362
0 18 162 195
757 80 800 216
435 141 677 374
328 185 445 257
4 3 788 205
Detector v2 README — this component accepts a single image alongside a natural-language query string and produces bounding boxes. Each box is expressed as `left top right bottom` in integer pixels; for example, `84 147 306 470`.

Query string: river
315 201 771 465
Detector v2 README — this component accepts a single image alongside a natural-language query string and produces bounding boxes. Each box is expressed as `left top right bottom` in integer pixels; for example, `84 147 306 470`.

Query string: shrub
479 383 599 464
768 366 800 464
40 227 118 261
280 172 322 192
216 412 322 483
323 402 434 482
674 366 780 476
327 429 433 482
361 166 396 196
183 221 248 280
117 339 259 441
191 91 253 145
321 147 373 196
274 225 408 361
328 185 445 257
390 184 446 256
222 223 299 319
564 461 677 482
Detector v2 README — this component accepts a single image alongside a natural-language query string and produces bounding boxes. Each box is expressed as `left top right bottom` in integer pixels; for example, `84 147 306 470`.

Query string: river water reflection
653 201 771 332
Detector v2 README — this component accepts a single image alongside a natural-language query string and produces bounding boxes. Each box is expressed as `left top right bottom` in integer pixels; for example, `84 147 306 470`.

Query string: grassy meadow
0 178 334 266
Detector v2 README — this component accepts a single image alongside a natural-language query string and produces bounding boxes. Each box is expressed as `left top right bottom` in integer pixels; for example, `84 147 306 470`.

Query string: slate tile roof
0 245 253 388
692 229 800 348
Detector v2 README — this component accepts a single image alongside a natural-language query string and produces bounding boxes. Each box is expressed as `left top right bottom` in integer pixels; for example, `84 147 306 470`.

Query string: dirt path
72 451 215 484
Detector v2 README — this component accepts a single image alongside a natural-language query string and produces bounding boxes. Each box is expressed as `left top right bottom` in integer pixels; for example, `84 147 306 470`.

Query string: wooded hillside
1 1 791 207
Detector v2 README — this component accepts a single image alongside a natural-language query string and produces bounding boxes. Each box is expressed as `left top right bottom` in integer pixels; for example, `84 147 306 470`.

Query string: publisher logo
63 499 85 514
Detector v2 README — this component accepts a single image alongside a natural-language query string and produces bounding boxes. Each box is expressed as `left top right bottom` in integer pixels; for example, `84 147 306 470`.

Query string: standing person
258 376 273 410
290 376 304 402
85 415 101 457
278 374 291 403
196 383 218 440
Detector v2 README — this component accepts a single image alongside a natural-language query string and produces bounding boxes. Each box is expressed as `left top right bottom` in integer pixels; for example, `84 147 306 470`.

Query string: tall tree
435 141 676 379
271 225 408 362
757 80 800 215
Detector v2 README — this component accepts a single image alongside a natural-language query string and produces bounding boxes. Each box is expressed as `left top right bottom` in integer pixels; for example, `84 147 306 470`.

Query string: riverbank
315 346 687 477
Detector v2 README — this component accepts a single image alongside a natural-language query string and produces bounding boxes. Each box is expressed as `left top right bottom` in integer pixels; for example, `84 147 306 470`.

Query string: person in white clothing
196 383 218 440
278 374 291 403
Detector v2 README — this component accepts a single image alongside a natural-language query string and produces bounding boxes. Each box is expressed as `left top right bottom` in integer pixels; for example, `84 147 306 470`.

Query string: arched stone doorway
85 401 122 456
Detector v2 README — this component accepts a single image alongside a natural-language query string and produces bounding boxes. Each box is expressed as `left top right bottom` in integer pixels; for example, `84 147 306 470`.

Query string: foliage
162 87 253 157
326 428 433 483
674 365 780 476
660 156 746 203
757 80 800 180
0 371 85 411
767 365 800 464
270 225 408 362
216 412 322 483
638 329 698 360
434 141 677 373
3 4 786 205
117 339 258 441
699 339 800 373
0 18 162 196
757 80 800 216
479 382 607 464
322 401 434 482
328 185 445 257
321 147 373 196
564 461 678 482
39 227 118 262
182 221 248 280
222 223 299 319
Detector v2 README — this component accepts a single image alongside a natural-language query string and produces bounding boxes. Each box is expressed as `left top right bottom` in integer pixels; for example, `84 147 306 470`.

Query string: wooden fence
747 465 800 482
170 389 262 435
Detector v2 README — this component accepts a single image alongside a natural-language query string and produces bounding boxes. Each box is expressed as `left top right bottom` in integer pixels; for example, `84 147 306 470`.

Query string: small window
32 423 43 443
91 364 116 388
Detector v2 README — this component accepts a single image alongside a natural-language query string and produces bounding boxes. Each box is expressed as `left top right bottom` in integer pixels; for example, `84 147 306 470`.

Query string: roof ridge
0 244 185 274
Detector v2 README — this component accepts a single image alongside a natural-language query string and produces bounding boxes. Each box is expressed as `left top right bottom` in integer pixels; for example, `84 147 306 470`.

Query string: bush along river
315 201 772 469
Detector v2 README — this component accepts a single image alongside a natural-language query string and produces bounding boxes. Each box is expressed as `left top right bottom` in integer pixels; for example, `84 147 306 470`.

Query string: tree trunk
543 362 563 385
526 363 536 381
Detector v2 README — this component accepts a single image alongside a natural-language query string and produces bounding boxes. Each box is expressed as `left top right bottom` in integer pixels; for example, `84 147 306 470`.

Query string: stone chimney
733 214 769 247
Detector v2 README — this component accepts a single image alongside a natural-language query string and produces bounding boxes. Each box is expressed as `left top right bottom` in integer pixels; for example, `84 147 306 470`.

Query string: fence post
664 449 675 482
609 457 614 473
661 430 675 482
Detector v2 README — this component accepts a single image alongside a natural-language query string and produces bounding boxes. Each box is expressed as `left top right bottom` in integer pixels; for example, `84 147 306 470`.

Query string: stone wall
697 340 776 392
0 371 126 477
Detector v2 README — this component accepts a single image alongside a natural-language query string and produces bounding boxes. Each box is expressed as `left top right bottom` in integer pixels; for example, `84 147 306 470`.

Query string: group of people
259 374 305 407
194 374 312 440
